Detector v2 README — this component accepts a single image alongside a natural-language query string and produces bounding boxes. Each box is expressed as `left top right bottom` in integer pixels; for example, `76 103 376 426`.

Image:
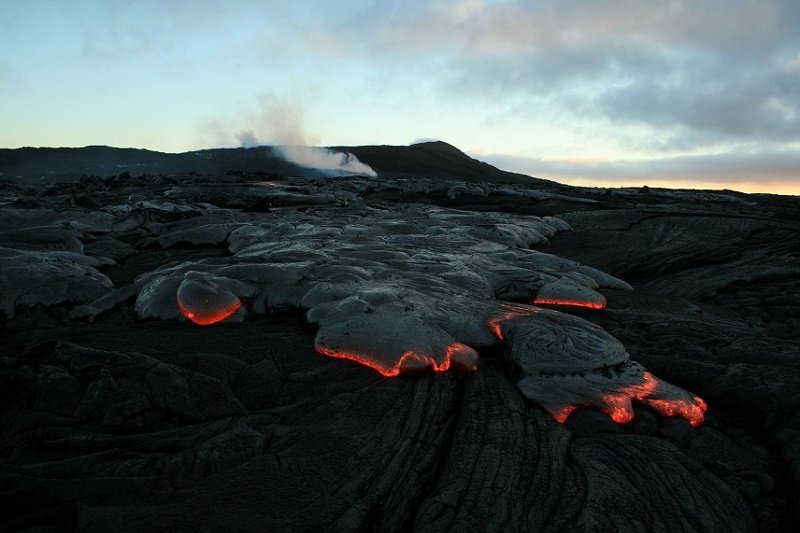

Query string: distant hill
0 141 549 186
340 141 545 185
0 145 302 183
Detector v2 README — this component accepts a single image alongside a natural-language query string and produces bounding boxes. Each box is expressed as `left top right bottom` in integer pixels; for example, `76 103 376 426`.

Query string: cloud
332 0 797 59
275 145 377 177
308 0 800 150
482 148 800 193
4 0 798 191
591 48 800 145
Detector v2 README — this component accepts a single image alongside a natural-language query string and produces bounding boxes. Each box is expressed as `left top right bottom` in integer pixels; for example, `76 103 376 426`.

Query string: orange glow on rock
177 300 242 325
176 272 244 326
595 370 661 424
316 346 404 377
487 319 505 341
502 303 545 314
557 371 708 427
444 343 480 376
599 394 637 424
552 405 579 423
646 395 708 427
316 342 479 377
487 303 543 341
490 304 707 427
532 298 606 309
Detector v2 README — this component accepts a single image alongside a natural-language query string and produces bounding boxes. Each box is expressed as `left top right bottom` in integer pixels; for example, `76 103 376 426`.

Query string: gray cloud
7 0 797 192
60 0 800 154
337 0 799 61
312 0 800 150
483 148 800 190
592 47 800 144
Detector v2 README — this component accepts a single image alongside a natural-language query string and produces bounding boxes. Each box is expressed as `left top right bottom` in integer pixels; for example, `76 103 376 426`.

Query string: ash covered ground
1 143 799 531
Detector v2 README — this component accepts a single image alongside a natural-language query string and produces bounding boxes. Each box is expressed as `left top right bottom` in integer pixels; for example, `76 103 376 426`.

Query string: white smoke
410 137 440 145
223 92 317 149
235 130 260 148
276 145 377 177
204 91 376 177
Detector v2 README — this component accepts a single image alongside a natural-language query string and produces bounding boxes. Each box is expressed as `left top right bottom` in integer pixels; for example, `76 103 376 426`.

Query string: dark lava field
1 142 799 531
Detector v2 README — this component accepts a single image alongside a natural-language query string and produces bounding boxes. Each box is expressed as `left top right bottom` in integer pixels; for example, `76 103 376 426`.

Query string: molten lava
316 342 479 377
532 298 606 309
176 272 245 326
178 300 242 325
560 371 707 427
487 304 707 427
647 395 708 427
552 405 579 424
487 303 543 341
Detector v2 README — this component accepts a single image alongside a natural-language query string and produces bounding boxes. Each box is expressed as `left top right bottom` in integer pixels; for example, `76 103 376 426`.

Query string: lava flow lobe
176 272 243 325
316 342 479 377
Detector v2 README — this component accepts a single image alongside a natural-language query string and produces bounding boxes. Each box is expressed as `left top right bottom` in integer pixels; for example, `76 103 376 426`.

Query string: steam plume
235 130 260 148
276 145 377 177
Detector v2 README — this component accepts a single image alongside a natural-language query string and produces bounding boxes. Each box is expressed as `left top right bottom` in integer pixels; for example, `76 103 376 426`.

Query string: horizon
1 1 799 195
4 140 800 196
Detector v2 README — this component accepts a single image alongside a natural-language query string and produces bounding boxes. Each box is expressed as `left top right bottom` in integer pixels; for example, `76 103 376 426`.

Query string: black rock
1 149 798 531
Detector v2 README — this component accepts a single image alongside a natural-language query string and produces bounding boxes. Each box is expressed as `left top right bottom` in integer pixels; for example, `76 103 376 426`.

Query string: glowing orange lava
557 371 707 427
487 303 543 341
485 304 707 426
177 300 242 325
487 319 505 341
316 342 479 377
552 405 579 423
532 298 606 309
647 395 708 427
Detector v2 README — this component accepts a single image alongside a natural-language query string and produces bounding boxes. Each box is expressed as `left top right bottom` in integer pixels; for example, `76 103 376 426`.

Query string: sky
1 0 799 194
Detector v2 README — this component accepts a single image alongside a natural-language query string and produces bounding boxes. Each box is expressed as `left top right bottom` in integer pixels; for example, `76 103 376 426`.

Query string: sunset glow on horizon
1 1 798 194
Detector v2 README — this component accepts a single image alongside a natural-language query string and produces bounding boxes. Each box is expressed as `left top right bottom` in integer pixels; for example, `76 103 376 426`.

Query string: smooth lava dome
176 272 243 326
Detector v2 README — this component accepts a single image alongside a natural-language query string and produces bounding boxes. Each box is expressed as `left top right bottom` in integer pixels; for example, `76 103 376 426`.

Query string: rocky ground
1 160 799 531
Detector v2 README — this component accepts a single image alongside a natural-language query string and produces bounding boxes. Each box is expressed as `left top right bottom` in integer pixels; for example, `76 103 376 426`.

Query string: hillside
0 141 551 186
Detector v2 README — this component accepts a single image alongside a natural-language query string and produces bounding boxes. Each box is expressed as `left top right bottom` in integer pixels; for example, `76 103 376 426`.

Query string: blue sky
1 0 799 193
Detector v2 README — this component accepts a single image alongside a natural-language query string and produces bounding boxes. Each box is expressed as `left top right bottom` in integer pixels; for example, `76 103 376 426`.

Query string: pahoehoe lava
1 142 798 531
